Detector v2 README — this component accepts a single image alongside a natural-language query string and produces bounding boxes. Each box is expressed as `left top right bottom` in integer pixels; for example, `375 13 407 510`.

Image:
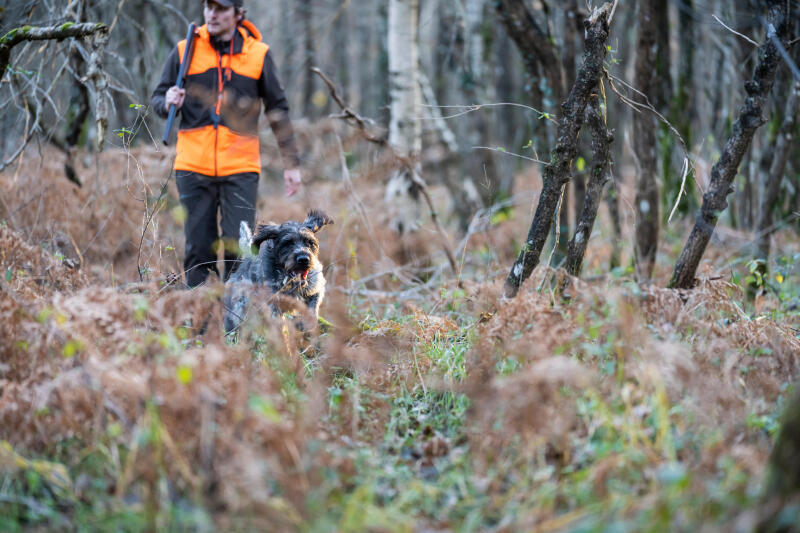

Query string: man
152 0 302 287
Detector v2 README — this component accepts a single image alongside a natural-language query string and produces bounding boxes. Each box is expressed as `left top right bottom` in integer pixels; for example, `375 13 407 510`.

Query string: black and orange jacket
152 20 299 176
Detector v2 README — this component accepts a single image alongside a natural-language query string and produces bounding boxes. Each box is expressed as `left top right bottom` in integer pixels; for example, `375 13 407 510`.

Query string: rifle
162 23 198 146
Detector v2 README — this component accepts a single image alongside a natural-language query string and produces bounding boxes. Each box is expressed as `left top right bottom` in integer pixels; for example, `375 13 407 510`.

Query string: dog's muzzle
294 254 310 280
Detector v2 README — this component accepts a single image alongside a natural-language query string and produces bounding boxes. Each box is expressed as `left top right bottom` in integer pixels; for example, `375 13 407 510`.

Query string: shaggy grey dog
223 209 333 334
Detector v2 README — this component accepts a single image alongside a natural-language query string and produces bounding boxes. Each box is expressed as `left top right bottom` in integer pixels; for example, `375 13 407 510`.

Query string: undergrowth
1 143 800 531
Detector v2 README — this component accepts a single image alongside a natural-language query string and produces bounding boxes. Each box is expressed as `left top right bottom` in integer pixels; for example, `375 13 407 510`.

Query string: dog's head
252 209 333 280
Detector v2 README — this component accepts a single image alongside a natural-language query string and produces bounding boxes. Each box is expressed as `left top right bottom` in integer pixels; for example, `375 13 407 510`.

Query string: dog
223 209 333 335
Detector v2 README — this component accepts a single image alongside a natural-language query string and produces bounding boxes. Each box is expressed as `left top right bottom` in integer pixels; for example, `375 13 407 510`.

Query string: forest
1 0 800 530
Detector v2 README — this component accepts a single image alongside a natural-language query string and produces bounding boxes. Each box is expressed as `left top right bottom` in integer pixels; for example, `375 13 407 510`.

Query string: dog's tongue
295 269 309 280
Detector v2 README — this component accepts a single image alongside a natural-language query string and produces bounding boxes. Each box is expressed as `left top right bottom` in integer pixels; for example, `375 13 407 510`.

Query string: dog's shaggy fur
223 209 333 334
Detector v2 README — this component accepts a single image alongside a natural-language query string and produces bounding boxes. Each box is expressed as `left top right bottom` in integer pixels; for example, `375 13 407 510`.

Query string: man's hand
166 86 186 109
284 168 302 197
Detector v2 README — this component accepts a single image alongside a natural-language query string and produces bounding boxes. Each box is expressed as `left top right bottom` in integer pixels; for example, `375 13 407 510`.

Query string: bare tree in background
0 21 108 172
564 91 614 279
632 0 664 283
758 385 800 532
459 0 498 224
664 0 698 219
493 0 570 257
669 0 789 289
503 3 612 298
754 83 799 277
385 0 423 235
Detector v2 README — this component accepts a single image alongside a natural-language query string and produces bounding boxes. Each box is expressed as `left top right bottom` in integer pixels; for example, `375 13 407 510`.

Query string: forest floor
1 131 800 532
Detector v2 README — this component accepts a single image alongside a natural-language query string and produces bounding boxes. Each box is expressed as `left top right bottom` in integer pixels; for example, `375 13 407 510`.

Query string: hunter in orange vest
152 0 301 287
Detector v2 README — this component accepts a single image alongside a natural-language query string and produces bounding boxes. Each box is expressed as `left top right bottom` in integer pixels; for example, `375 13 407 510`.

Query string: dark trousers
176 170 259 288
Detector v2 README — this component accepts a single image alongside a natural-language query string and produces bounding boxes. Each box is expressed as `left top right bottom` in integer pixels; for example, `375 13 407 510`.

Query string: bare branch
311 66 459 276
711 14 759 47
472 146 550 165
310 66 387 145
0 22 107 81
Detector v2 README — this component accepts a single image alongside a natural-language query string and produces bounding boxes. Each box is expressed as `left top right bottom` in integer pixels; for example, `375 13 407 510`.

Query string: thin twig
334 133 387 259
472 146 550 165
311 66 459 276
603 69 695 219
712 14 759 47
608 0 619 25
310 67 386 144
667 157 690 223
418 102 558 124
136 170 173 281
766 22 800 83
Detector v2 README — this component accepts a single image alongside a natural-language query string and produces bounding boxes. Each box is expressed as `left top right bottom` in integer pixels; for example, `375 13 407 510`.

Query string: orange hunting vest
174 21 269 176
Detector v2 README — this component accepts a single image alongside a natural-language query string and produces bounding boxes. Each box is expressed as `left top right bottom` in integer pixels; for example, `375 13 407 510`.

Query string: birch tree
385 0 423 235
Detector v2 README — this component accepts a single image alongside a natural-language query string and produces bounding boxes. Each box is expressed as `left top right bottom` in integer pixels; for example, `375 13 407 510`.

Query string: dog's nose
296 254 310 268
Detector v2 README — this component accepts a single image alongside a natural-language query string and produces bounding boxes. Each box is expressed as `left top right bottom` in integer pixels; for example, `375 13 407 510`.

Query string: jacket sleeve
258 50 300 169
151 46 181 119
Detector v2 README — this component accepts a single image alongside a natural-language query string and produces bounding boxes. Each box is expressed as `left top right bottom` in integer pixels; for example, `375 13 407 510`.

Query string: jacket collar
198 19 262 54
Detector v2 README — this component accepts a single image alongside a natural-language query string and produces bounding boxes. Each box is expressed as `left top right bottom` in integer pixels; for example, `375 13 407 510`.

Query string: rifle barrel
162 23 197 146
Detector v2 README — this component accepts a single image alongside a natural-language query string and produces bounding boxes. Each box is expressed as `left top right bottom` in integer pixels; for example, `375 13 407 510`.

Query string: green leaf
576 156 586 172
176 365 194 385
249 395 283 423
5 268 11 282
62 339 84 358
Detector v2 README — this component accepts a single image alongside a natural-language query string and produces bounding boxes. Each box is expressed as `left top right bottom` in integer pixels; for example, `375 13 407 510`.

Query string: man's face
204 1 240 39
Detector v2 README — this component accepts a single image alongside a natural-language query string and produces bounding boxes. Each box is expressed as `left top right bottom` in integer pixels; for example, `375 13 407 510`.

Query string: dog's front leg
292 293 321 333
224 287 251 335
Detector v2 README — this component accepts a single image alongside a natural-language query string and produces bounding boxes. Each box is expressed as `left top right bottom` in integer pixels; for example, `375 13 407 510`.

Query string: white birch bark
385 0 422 234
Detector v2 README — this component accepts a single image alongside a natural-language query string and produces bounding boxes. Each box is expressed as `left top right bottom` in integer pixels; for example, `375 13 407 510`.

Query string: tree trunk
563 0 586 231
665 0 698 218
492 0 564 104
565 92 614 277
669 0 789 289
755 83 799 272
449 0 497 230
758 387 800 532
652 1 671 111
503 3 613 298
632 0 662 283
301 0 315 116
385 0 422 235
605 180 622 269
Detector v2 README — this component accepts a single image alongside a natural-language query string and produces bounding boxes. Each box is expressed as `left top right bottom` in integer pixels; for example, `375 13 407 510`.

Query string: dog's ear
303 209 333 233
252 223 280 248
